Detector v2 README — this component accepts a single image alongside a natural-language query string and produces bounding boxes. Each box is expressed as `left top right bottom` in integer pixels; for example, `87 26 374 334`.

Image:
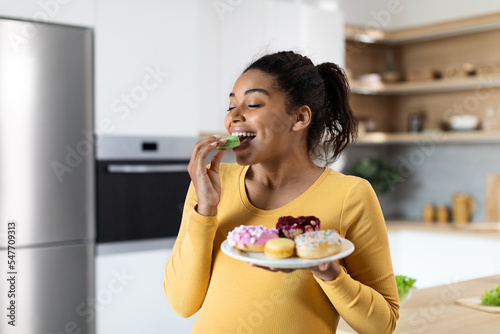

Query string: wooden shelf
350 74 500 96
356 131 500 145
346 15 500 142
345 11 500 45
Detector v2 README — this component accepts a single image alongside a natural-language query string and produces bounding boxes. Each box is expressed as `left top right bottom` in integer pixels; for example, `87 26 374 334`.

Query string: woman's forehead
232 70 278 95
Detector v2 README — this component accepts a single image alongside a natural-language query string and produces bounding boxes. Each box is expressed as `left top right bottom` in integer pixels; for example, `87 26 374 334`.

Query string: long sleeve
163 182 218 318
316 178 399 333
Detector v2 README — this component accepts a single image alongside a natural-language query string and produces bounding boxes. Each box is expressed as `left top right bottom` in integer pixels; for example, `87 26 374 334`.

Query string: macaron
264 238 295 259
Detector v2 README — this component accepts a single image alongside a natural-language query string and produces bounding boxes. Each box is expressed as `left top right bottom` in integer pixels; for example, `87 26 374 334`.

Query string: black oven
96 136 198 243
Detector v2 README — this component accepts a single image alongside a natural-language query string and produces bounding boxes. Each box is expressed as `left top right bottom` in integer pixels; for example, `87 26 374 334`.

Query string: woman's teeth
231 132 256 137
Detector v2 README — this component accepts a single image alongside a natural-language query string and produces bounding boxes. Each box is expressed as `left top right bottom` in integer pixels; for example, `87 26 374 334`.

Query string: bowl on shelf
447 115 480 131
355 73 382 84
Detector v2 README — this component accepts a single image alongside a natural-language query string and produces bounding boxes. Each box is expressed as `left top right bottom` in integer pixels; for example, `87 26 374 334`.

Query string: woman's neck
246 154 323 189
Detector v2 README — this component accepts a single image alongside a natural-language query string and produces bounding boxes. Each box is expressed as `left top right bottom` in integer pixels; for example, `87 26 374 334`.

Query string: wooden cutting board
486 174 500 222
455 297 500 314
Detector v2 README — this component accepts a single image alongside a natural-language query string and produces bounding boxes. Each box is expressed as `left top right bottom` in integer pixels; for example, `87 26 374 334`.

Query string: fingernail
212 134 221 139
211 141 218 146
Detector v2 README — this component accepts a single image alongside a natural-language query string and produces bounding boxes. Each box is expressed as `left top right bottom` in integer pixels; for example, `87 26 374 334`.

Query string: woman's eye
227 104 261 112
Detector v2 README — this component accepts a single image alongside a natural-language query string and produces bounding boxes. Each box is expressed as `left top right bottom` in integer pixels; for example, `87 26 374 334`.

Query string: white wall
339 0 500 30
198 0 345 134
0 0 94 27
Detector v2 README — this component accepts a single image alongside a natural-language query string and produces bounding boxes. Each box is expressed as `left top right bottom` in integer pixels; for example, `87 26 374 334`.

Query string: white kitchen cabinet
388 230 500 289
94 0 200 137
95 239 196 334
0 0 94 27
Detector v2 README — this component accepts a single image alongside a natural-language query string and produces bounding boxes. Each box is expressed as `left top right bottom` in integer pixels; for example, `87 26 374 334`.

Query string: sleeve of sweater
315 178 400 334
163 182 219 318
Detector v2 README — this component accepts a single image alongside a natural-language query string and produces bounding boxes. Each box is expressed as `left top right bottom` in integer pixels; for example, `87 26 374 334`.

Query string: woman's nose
229 106 245 122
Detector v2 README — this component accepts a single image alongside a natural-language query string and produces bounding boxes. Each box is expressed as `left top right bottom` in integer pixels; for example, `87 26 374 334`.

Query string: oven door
96 160 191 243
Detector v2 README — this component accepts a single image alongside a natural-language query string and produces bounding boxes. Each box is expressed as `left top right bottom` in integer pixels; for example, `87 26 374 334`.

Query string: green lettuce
395 275 417 302
481 284 500 307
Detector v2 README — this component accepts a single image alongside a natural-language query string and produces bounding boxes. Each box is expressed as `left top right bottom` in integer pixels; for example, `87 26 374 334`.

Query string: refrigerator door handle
107 164 189 173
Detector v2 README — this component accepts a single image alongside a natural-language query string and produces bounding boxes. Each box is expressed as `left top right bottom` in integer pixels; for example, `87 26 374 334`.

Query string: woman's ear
292 105 312 131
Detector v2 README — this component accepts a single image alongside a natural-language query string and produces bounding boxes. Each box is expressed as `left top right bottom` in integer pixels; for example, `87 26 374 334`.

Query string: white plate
220 238 355 269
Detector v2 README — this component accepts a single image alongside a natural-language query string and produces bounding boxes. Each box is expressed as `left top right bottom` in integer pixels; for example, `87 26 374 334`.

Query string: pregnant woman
163 51 399 334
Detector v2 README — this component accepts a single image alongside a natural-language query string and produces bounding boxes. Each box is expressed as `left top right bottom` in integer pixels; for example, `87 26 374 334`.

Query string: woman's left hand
309 261 341 282
249 260 341 282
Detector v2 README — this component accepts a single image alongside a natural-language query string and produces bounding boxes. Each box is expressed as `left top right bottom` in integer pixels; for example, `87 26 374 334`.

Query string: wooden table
337 274 500 333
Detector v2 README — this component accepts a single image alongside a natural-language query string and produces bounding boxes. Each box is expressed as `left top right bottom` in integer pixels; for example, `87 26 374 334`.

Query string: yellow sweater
163 164 399 334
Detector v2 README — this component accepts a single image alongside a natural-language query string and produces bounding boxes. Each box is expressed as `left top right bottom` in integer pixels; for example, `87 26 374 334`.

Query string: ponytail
315 63 357 163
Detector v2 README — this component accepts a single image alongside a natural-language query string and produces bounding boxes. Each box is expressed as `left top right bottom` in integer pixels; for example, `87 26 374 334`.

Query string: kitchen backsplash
341 143 500 222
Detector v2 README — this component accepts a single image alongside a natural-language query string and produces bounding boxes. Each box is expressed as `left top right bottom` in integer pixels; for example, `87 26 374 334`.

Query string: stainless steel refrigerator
0 18 94 333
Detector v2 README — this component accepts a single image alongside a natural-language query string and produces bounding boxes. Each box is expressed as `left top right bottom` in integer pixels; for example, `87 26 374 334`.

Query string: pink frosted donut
294 229 343 259
227 225 279 252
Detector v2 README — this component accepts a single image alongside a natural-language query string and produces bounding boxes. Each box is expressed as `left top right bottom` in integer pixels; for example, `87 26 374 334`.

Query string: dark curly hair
244 51 357 165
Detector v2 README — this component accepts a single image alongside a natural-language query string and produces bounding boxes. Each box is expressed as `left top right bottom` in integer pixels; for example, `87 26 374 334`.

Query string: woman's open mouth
231 132 256 151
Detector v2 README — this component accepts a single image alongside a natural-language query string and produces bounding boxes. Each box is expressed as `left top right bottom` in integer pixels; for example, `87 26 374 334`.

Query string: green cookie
217 136 240 149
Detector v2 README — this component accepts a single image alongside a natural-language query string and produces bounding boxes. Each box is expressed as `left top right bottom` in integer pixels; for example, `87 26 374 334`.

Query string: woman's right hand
187 135 228 216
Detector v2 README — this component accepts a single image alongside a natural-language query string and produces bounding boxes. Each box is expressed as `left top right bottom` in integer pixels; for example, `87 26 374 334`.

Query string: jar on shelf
382 47 401 83
436 205 449 224
408 113 425 133
422 203 435 223
452 193 475 224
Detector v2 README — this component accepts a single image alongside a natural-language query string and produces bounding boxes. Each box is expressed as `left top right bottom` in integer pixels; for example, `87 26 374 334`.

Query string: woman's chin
234 150 256 166
232 138 254 152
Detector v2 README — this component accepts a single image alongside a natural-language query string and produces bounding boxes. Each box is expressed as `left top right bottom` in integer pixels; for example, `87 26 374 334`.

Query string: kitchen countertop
385 220 500 240
337 274 500 333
